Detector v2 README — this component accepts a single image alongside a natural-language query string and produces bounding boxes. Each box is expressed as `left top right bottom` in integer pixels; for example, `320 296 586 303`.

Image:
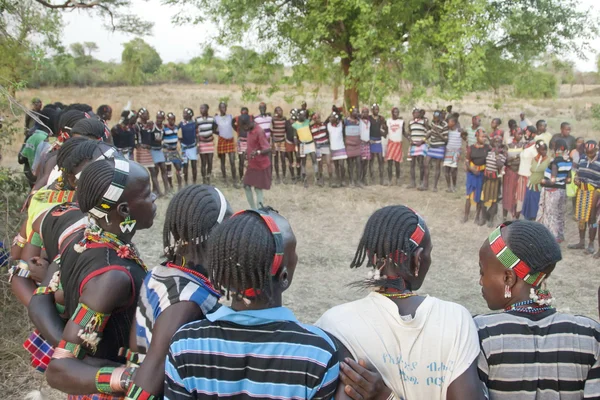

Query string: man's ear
117 202 129 218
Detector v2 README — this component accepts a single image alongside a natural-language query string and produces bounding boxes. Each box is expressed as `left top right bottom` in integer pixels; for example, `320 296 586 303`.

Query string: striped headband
137 108 147 116
88 158 130 220
74 147 116 180
373 211 427 265
585 141 598 151
232 210 284 276
488 224 546 286
214 187 228 224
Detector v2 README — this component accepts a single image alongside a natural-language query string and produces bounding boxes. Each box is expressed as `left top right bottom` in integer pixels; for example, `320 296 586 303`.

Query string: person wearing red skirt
241 114 271 209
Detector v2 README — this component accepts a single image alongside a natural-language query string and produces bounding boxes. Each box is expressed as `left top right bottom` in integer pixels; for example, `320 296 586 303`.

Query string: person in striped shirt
424 110 449 192
165 208 340 400
196 104 217 185
163 112 183 191
125 185 230 400
407 108 430 189
271 107 288 183
476 219 600 400
312 113 333 187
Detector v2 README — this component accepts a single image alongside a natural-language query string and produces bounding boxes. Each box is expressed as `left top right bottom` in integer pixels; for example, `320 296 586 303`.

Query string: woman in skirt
537 139 572 242
152 110 170 194
345 107 362 187
423 110 448 192
196 104 217 185
271 107 288 183
408 108 429 189
135 108 162 196
515 126 538 218
241 114 271 209
292 109 318 188
162 112 183 191
481 136 506 227
502 127 524 218
359 107 371 185
179 107 198 185
328 112 347 188
215 102 238 188
443 115 461 192
464 131 490 224
522 140 550 220
285 109 300 183
386 107 404 185
311 113 332 186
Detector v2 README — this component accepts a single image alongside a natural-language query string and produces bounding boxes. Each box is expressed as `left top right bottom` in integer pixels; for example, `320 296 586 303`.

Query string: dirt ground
2 84 599 399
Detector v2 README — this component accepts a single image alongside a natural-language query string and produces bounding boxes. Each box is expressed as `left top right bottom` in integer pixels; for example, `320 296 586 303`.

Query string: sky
61 0 600 72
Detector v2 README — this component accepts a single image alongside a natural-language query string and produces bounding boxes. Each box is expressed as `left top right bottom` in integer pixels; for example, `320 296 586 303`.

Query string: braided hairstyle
96 105 112 120
58 110 86 135
163 185 231 270
504 220 562 274
56 137 101 175
351 205 430 291
64 103 93 113
77 159 120 214
71 118 105 139
207 208 278 301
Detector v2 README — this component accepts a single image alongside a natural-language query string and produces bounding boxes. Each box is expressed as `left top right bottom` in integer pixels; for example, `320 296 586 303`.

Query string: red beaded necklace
165 262 220 298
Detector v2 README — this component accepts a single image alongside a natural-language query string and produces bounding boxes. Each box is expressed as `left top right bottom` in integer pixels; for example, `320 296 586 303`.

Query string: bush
514 70 558 99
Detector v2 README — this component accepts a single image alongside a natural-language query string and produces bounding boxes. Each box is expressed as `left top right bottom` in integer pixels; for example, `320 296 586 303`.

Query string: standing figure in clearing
215 102 238 188
151 110 170 194
179 107 198 185
423 110 448 192
271 106 288 184
386 107 404 186
407 108 429 189
368 104 388 185
196 104 217 185
292 110 318 188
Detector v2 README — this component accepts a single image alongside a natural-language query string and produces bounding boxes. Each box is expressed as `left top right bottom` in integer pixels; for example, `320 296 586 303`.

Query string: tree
70 42 86 58
83 41 99 57
165 0 598 106
121 38 163 84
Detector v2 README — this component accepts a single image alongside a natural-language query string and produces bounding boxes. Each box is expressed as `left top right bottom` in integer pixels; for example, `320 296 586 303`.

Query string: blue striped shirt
543 156 572 189
163 125 180 151
165 306 339 400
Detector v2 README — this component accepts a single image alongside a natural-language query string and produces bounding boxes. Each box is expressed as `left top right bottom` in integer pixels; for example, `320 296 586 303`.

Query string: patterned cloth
502 168 519 213
466 164 485 205
285 140 297 153
575 183 600 229
386 140 403 163
443 149 460 168
23 330 54 373
299 141 316 157
273 140 287 153
331 148 348 161
482 178 501 207
516 175 528 213
345 135 361 158
67 394 123 400
237 137 248 155
197 139 215 155
409 143 428 157
217 137 235 154
537 188 567 241
522 188 541 220
361 141 371 160
135 146 154 168
164 150 182 167
427 145 445 160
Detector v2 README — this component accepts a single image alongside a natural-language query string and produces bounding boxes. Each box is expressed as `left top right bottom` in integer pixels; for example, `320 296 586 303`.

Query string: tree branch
32 1 116 30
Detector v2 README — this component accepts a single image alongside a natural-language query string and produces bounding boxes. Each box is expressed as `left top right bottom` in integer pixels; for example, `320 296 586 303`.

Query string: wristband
33 286 54 295
126 383 157 400
55 340 85 359
12 234 26 248
96 367 116 394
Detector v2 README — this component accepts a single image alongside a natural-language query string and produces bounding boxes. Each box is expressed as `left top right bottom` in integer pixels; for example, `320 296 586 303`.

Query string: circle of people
12 99 600 400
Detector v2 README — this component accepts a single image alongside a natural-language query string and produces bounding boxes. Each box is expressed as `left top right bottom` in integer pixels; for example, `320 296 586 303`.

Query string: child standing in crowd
328 112 347 188
215 102 238 188
162 112 183 191
464 131 490 224
271 106 288 183
515 126 538 219
504 119 519 146
502 127 524 219
522 140 550 221
359 107 371 185
254 102 272 141
293 110 318 188
369 104 387 185
408 108 429 189
152 111 169 194
179 107 198 185
286 109 300 183
569 141 600 254
481 137 506 227
135 108 162 197
111 110 135 159
537 139 572 242
196 104 217 185
444 115 461 192
489 118 504 143
423 110 448 192
241 114 271 209
386 107 404 186
464 115 483 147
344 107 362 187
233 107 252 182
311 113 332 187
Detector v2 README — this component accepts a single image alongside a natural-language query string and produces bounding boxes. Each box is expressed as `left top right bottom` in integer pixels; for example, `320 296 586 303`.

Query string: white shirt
328 123 345 151
387 118 404 142
518 144 538 177
316 293 480 400
359 119 371 142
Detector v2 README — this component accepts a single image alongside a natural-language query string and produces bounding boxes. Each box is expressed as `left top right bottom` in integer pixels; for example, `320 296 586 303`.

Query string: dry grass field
1 84 600 399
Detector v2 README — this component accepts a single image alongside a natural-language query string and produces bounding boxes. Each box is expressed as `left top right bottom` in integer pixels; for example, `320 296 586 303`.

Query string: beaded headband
585 141 598 151
232 210 284 276
488 224 546 286
88 158 130 220
372 211 427 265
184 108 194 116
137 108 147 116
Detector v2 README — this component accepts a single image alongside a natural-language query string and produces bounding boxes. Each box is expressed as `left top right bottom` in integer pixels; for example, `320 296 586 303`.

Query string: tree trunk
341 56 359 109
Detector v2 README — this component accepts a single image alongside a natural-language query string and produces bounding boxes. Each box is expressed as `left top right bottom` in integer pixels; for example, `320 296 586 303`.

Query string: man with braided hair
123 184 230 399
316 205 484 400
45 158 156 399
476 220 600 399
165 208 340 399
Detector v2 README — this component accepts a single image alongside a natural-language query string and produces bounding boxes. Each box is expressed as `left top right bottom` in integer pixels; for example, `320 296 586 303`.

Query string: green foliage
121 38 163 85
0 167 29 244
591 104 600 130
514 70 558 99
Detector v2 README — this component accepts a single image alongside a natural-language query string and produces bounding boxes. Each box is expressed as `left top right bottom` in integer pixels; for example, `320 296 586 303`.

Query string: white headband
215 187 227 224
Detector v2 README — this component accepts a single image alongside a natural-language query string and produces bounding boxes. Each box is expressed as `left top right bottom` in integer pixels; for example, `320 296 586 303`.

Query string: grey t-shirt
549 133 576 151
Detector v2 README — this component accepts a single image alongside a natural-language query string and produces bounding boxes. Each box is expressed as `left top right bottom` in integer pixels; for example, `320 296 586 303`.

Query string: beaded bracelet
126 383 157 400
33 286 54 295
95 367 115 394
56 340 85 360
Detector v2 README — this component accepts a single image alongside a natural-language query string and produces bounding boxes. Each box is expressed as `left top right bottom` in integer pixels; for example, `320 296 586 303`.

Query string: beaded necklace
75 224 147 272
165 262 220 298
380 292 417 300
505 299 553 314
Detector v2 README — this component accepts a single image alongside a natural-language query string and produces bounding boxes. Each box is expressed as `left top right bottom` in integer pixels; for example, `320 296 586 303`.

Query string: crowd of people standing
8 97 600 400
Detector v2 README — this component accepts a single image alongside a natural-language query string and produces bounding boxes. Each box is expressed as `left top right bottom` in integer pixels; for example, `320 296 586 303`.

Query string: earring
415 268 419 277
281 270 289 289
56 174 65 190
504 285 511 298
119 215 137 233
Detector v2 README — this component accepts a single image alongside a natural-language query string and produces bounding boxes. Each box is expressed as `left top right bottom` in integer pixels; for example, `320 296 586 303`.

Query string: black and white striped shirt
196 116 216 142
475 310 600 400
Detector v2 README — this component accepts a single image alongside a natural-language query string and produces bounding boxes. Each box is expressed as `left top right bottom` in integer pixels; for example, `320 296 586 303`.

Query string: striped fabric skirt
427 146 445 160
386 140 403 163
151 149 165 164
522 188 541 220
23 330 53 373
299 142 316 158
273 140 287 153
345 136 361 158
443 148 460 168
409 143 428 157
198 138 215 155
331 148 348 161
575 184 599 229
361 141 371 160
537 188 567 241
237 137 248 155
135 147 154 168
217 137 235 154
482 177 501 207
516 175 528 212
502 168 519 213
285 140 297 153
370 138 382 154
